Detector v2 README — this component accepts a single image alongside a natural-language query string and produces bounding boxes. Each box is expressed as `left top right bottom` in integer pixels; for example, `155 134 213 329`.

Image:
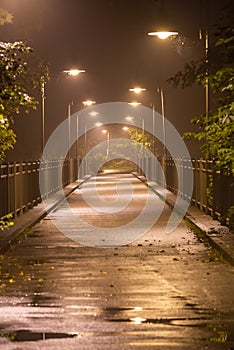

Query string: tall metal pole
152 103 155 180
84 124 87 175
68 102 71 159
41 82 45 154
76 112 79 179
205 29 209 158
200 0 209 158
159 87 166 158
159 87 166 183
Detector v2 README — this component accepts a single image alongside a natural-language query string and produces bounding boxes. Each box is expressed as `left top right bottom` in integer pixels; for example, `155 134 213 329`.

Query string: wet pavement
0 172 234 349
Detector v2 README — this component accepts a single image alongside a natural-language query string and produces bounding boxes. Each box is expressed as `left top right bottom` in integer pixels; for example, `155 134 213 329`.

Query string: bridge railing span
1 157 233 227
0 159 79 221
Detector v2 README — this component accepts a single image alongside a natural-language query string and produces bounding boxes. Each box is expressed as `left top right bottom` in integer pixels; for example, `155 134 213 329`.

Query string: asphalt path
0 172 233 349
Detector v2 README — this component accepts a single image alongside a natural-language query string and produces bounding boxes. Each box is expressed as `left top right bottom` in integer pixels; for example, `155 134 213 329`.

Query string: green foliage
1 41 38 119
127 127 153 152
0 112 16 162
169 4 234 175
0 41 50 162
168 60 205 89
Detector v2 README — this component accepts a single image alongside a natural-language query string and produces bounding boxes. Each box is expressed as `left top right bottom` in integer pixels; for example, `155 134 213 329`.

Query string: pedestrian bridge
0 157 233 229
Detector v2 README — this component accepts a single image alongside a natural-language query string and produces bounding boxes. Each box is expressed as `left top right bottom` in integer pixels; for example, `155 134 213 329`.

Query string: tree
0 9 49 229
168 1 234 175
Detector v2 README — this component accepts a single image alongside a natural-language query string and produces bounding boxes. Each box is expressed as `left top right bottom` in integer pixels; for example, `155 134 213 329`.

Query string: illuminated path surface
0 172 233 349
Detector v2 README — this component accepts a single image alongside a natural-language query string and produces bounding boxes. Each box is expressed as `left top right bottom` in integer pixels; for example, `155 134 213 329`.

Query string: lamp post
44 68 85 160
76 101 97 175
129 86 167 179
148 23 210 151
64 70 85 159
128 101 144 139
41 81 45 154
82 100 96 155
157 87 166 158
129 87 165 156
145 29 179 153
146 30 179 176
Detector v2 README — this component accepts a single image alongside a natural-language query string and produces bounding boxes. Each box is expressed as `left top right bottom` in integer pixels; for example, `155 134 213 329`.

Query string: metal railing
145 156 233 226
1 156 233 226
0 159 79 220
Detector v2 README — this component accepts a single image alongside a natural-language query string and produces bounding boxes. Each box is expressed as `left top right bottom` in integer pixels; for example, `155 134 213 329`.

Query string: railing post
19 162 23 215
13 163 17 217
7 163 11 215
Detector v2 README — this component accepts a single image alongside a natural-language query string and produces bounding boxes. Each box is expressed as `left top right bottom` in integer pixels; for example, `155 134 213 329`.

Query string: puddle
0 330 78 342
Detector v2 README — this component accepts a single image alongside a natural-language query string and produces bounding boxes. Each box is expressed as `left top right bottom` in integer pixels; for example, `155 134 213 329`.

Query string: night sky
0 0 226 160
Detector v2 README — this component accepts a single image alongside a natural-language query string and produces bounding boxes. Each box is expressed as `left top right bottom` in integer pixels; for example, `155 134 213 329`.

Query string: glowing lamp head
64 69 85 76
82 100 96 107
129 87 146 94
128 102 141 107
124 116 134 121
148 31 178 40
89 111 99 116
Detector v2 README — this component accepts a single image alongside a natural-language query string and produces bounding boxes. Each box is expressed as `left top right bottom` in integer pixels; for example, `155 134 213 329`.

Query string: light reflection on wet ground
0 174 233 349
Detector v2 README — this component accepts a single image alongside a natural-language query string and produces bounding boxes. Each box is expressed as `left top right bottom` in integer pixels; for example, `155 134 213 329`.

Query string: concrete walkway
1 172 233 266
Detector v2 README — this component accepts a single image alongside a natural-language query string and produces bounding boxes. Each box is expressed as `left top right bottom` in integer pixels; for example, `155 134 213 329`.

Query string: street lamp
63 69 85 159
81 100 96 158
129 87 161 153
149 24 209 156
42 68 86 158
146 29 180 168
128 100 143 133
129 86 166 180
